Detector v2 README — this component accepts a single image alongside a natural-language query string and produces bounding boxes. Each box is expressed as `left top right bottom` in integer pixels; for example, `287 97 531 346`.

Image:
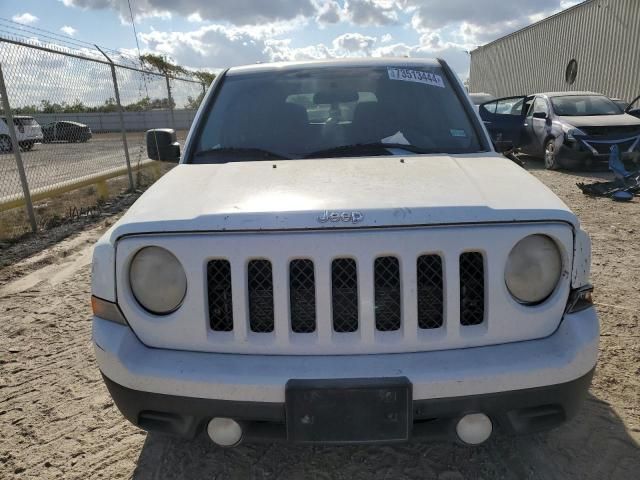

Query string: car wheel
544 138 561 170
0 135 12 152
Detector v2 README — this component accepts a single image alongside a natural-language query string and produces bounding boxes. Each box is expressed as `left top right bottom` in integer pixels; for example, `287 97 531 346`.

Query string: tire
544 138 561 170
0 135 12 152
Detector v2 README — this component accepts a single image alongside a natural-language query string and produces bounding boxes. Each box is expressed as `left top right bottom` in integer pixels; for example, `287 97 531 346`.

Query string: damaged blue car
479 91 640 170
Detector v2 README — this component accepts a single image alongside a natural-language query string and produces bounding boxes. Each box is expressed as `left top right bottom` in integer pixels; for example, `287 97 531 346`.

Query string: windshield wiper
192 147 291 163
304 142 439 159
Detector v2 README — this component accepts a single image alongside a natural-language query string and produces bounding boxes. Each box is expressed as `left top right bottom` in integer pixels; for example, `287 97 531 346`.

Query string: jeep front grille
331 258 359 333
374 256 401 332
289 259 316 333
248 259 275 333
417 255 444 329
207 260 233 332
206 252 485 335
123 223 573 355
460 252 485 326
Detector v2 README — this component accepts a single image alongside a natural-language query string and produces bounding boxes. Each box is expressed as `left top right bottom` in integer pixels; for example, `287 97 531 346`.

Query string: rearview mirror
146 128 180 163
313 90 359 104
532 112 547 119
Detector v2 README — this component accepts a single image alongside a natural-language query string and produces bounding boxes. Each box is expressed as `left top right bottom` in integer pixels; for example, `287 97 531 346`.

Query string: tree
64 99 87 113
186 94 204 110
139 53 188 77
193 70 216 86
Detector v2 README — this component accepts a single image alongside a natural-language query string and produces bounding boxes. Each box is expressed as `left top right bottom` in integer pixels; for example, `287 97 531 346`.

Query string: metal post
165 74 176 130
95 45 135 190
0 63 37 233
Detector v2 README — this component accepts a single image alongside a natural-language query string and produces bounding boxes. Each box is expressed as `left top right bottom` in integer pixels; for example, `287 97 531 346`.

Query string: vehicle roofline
535 91 605 98
226 57 441 75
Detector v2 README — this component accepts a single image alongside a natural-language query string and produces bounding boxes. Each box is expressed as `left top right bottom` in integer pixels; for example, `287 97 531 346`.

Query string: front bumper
559 135 640 164
102 368 594 442
94 307 599 442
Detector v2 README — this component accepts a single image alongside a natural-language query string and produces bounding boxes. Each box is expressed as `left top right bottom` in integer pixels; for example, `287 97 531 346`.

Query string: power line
126 0 144 59
0 16 131 60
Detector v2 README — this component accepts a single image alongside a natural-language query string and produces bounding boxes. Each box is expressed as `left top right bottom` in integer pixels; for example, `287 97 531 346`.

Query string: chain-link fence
0 37 208 240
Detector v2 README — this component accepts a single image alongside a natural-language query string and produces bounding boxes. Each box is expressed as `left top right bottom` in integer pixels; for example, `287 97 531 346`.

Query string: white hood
108 154 576 240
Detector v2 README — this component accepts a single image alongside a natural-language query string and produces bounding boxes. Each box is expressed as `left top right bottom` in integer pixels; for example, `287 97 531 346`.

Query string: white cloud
332 33 377 55
51 0 581 81
345 0 399 26
315 0 342 24
402 0 580 48
60 0 316 25
187 12 203 23
60 25 77 36
265 39 333 62
372 33 471 79
12 13 39 25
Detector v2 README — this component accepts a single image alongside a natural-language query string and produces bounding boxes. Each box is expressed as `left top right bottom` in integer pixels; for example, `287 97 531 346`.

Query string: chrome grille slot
331 258 359 333
416 255 443 329
207 260 233 332
374 256 401 331
460 252 485 326
289 259 316 333
248 259 275 333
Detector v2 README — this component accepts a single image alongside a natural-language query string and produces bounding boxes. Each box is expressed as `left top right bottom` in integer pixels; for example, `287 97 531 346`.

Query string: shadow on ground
131 393 639 480
519 156 616 180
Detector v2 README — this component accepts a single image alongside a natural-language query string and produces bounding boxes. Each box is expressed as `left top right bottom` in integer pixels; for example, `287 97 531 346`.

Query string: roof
227 57 441 75
538 91 602 97
54 121 87 126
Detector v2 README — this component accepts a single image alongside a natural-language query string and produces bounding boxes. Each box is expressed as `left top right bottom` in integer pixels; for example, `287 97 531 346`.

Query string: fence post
0 63 37 233
165 74 176 130
95 46 135 191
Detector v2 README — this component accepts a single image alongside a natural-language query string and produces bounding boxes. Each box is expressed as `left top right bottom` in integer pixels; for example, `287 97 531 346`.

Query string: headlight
562 125 586 142
505 235 562 304
129 246 187 314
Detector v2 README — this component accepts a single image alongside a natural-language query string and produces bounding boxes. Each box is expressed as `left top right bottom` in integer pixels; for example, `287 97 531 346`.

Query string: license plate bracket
286 377 412 444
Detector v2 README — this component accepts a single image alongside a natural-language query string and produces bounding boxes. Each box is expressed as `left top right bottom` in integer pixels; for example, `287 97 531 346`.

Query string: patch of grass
0 161 174 243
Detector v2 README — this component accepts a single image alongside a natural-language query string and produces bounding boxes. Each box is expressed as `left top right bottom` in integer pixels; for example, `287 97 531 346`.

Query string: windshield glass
550 95 622 116
192 65 482 162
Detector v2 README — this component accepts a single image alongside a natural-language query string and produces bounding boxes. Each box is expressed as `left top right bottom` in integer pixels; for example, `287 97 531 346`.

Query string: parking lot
0 132 188 202
0 158 638 480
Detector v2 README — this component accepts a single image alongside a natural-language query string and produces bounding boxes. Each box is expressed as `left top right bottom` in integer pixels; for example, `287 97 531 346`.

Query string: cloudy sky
2 0 582 79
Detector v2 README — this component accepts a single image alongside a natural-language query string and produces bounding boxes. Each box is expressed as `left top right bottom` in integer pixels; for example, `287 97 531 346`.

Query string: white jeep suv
91 58 598 447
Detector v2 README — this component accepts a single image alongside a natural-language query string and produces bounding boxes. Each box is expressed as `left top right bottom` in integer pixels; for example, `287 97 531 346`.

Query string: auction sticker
387 67 445 88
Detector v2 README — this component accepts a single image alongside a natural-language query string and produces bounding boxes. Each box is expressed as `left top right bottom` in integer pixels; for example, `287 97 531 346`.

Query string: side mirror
532 111 547 119
146 128 180 163
494 140 514 153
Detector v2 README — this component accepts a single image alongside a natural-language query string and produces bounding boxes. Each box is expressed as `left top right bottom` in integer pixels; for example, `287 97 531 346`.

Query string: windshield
192 65 482 162
550 95 623 116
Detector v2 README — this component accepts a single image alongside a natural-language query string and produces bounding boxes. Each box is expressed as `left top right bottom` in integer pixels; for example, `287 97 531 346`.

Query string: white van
0 116 43 151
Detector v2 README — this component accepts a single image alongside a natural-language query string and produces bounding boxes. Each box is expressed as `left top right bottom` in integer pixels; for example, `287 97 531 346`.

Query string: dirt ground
0 158 638 479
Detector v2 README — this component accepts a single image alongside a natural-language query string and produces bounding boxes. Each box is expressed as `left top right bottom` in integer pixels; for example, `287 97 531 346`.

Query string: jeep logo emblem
317 210 364 224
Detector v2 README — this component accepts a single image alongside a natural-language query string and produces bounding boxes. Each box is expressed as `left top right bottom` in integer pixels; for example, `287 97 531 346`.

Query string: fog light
207 418 243 447
456 413 492 445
